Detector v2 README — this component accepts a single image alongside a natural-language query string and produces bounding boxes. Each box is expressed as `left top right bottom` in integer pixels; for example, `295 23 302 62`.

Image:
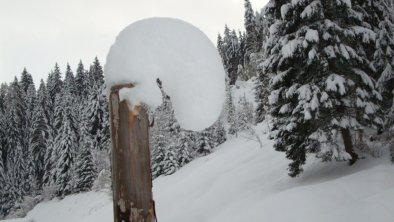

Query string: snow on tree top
105 17 226 131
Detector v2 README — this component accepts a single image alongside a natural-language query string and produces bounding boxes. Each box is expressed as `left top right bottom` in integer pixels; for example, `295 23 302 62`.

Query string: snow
1 192 112 222
305 29 319 43
281 39 302 58
337 0 352 7
300 1 320 19
280 3 291 19
105 17 226 131
353 68 375 89
325 74 347 95
3 80 394 222
4 130 394 222
308 48 317 60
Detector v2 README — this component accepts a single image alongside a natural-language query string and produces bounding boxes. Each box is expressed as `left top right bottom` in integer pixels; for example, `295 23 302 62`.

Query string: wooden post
109 84 156 222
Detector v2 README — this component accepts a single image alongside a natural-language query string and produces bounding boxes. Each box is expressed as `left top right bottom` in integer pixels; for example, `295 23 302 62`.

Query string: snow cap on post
105 17 226 131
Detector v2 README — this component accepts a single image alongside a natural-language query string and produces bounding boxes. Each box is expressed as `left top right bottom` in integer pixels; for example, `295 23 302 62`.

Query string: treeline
0 57 233 218
0 58 108 217
220 0 394 177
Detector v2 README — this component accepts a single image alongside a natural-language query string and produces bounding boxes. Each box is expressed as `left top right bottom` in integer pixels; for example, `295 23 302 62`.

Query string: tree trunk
109 85 156 222
357 129 363 144
341 128 358 165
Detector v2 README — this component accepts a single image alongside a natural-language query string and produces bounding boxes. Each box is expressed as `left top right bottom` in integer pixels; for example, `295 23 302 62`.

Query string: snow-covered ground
3 129 394 222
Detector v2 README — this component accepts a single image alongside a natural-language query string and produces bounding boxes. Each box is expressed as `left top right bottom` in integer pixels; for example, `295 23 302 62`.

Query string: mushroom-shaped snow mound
105 17 226 131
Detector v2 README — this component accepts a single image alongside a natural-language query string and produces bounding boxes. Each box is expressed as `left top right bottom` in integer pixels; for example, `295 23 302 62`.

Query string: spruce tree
75 133 96 192
0 117 6 190
373 0 394 128
238 94 254 131
176 133 192 167
53 92 78 197
222 26 241 85
75 60 89 100
225 83 237 135
244 0 259 61
5 78 28 194
29 81 49 190
64 64 77 96
86 84 109 150
20 68 34 93
262 0 383 176
0 83 7 113
162 145 179 176
151 136 166 179
89 57 104 87
46 63 63 126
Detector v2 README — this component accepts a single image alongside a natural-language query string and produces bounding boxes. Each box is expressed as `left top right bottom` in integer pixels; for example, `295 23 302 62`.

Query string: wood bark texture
109 86 156 222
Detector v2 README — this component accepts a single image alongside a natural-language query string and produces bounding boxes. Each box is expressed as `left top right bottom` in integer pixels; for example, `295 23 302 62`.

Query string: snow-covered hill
3 129 394 222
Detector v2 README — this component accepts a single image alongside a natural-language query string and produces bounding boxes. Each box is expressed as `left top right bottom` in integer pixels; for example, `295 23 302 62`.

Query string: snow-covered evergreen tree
0 115 6 196
372 0 394 127
88 57 105 87
46 63 63 117
238 94 254 131
74 130 96 192
262 0 383 176
75 60 89 100
53 82 78 197
86 84 109 151
225 82 237 135
162 144 179 176
53 99 78 196
244 0 259 62
222 26 242 85
176 133 192 167
151 135 166 179
64 64 77 96
29 80 49 191
4 78 28 196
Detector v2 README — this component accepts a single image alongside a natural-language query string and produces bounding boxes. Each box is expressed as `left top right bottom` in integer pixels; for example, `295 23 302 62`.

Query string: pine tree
88 57 104 87
162 145 179 176
372 0 394 128
64 64 77 96
0 115 6 191
4 78 28 195
195 132 211 156
51 76 78 196
86 83 109 151
225 83 237 135
20 68 34 93
0 83 7 113
53 92 78 197
217 33 224 59
176 133 192 167
262 0 383 176
29 81 49 190
244 0 259 61
75 60 89 100
46 63 63 125
74 132 96 192
151 136 166 179
238 94 254 131
222 26 242 85
213 120 227 146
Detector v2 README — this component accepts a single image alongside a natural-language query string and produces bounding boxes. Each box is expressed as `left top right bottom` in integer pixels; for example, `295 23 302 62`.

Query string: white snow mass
105 17 226 131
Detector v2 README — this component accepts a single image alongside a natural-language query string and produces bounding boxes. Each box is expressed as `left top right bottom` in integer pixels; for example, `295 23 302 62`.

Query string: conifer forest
1 0 394 221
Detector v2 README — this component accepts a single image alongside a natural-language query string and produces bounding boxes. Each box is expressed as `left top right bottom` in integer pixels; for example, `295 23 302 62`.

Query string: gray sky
0 0 268 85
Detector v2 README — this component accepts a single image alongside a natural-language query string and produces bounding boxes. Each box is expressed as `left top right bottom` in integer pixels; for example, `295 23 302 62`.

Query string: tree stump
109 84 156 222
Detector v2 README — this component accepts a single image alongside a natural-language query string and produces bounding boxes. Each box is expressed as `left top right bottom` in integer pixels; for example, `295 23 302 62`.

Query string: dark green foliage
261 0 383 176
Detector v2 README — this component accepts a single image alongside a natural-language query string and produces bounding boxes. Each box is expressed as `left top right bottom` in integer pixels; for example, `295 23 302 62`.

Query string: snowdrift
3 132 394 222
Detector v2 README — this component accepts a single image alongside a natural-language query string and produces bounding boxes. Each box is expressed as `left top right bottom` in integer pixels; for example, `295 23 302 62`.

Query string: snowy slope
3 131 394 222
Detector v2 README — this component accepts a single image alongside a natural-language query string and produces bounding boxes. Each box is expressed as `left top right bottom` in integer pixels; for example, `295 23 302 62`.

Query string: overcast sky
0 0 268 85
